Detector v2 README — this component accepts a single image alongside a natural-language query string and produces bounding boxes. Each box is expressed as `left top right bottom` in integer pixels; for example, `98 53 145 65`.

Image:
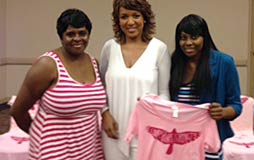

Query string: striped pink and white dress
29 51 106 160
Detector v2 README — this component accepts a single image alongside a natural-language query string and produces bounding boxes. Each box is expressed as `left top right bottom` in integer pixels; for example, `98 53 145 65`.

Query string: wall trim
0 57 34 66
0 57 248 67
235 59 248 67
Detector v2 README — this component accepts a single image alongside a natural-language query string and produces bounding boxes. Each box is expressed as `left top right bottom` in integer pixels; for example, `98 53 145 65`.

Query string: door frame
249 0 254 96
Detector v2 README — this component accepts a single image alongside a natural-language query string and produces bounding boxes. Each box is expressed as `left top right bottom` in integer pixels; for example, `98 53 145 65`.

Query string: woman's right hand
102 110 119 139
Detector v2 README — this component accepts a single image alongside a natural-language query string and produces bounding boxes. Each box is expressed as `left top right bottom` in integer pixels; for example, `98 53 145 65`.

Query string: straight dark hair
170 14 218 99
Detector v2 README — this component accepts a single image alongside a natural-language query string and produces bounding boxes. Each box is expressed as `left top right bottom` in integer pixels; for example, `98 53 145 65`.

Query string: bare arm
102 110 119 139
11 56 57 133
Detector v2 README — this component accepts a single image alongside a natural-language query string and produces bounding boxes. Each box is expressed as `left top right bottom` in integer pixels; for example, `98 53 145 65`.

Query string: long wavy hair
112 0 156 43
170 14 218 99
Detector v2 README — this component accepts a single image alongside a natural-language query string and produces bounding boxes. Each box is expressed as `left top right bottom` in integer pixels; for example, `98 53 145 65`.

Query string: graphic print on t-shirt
147 127 200 154
10 136 29 144
229 141 254 148
241 97 248 104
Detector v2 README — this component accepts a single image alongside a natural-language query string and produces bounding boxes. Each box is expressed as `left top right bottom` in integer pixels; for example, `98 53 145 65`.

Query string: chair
223 95 254 160
0 96 38 160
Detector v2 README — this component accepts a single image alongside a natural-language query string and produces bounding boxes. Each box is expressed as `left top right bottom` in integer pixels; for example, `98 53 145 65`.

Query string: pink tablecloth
223 135 254 160
0 96 37 160
0 127 29 160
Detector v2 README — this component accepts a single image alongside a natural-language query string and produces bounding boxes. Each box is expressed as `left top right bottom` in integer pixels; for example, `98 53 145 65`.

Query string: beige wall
0 0 6 99
5 0 113 60
151 0 249 61
0 0 252 99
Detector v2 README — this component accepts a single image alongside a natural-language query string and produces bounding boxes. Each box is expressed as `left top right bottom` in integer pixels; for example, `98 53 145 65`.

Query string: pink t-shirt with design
126 95 220 160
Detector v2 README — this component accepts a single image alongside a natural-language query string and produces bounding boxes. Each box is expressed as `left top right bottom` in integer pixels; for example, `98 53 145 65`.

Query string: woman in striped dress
11 9 106 160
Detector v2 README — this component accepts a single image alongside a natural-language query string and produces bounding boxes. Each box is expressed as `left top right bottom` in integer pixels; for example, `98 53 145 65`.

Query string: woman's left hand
208 103 224 120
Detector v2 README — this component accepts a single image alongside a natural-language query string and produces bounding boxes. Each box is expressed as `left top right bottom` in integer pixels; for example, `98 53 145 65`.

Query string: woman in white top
100 0 170 159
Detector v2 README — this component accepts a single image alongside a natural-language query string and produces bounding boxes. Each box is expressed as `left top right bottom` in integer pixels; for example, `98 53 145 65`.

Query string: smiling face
179 32 204 61
119 7 145 41
61 25 90 56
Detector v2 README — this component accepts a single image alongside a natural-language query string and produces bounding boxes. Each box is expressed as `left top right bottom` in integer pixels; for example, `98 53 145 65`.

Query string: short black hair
56 8 92 39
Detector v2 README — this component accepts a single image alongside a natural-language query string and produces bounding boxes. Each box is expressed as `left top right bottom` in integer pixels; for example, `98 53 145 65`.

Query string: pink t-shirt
223 135 254 160
126 95 220 160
